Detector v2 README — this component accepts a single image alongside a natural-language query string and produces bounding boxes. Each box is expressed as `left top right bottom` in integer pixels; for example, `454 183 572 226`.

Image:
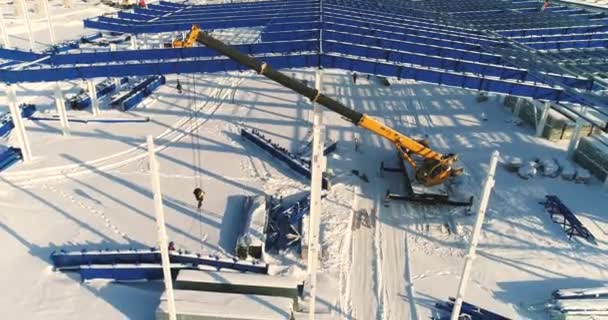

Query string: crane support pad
381 158 473 207
241 128 330 190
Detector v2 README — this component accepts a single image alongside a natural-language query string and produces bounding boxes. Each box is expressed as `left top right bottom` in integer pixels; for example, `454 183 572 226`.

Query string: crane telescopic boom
194 28 461 186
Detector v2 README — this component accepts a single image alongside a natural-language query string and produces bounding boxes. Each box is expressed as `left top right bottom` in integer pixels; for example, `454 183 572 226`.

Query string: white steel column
513 98 522 118
536 101 551 137
0 6 10 48
42 0 55 45
7 85 32 162
18 0 35 50
87 80 100 116
131 34 137 49
14 0 23 17
307 69 325 320
110 44 121 87
146 135 177 320
450 150 499 320
54 82 69 135
567 117 584 158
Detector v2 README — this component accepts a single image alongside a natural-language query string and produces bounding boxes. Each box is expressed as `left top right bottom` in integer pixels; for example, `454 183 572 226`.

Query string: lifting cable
190 71 205 248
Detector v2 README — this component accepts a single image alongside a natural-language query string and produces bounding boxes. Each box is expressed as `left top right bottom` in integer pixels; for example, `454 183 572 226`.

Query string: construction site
0 0 607 319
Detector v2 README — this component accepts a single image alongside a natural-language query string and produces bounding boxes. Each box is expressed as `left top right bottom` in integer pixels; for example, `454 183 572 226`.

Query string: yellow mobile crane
192 27 471 206
164 25 201 48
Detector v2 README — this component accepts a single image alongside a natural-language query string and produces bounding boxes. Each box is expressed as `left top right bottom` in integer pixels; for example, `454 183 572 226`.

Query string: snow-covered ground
1 1 607 320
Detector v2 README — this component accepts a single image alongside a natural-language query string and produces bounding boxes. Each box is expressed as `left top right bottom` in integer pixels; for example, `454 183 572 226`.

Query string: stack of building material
574 133 608 181
503 97 595 141
548 287 608 319
156 289 294 320
175 269 303 308
235 195 268 260
0 146 22 171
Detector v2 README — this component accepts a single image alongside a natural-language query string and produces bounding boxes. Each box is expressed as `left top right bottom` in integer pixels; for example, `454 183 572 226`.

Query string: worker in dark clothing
354 137 360 152
352 72 358 84
168 241 176 251
193 187 205 209
176 79 183 94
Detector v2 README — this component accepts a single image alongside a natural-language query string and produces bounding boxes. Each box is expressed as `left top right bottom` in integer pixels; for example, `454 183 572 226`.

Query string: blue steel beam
93 12 317 27
115 8 319 24
0 54 319 83
322 14 500 47
323 3 485 37
84 14 318 33
526 39 608 50
322 40 593 89
320 54 573 102
137 0 317 16
48 40 318 65
124 3 319 21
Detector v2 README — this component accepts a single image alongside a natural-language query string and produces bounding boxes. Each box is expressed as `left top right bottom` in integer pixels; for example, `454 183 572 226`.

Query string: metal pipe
450 150 499 320
146 135 177 320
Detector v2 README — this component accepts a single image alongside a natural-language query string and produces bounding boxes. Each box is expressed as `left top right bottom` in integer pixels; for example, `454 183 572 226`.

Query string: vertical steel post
147 135 177 320
567 118 584 158
536 101 551 138
54 82 69 135
87 80 100 116
0 6 10 48
19 0 35 50
42 0 55 45
7 85 33 162
307 69 325 320
450 151 499 320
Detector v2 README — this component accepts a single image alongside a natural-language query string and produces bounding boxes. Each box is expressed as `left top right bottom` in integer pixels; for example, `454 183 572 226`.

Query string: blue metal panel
527 39 608 50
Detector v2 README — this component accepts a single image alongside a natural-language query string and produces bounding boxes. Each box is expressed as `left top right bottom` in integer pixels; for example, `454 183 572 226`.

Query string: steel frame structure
0 0 607 112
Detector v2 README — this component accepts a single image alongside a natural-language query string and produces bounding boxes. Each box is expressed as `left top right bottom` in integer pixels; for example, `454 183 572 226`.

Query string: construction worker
354 137 361 152
541 0 550 11
352 72 358 84
138 0 146 7
168 241 176 251
176 79 183 94
193 187 205 209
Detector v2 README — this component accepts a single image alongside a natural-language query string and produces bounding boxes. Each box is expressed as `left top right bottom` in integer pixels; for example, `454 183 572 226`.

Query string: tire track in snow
347 184 378 320
41 183 129 240
4 75 244 187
